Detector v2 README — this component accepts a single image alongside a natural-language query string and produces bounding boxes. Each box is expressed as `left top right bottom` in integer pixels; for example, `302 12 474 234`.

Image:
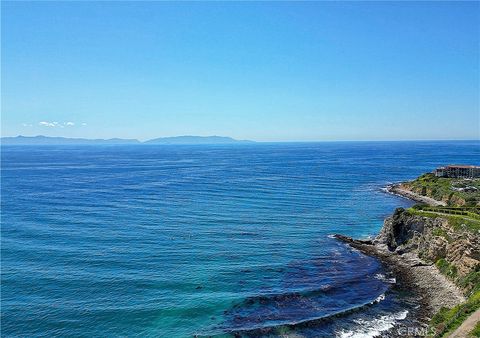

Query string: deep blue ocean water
2 141 479 337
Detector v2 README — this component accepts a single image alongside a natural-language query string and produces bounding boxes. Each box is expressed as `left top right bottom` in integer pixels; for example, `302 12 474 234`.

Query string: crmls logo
396 326 435 336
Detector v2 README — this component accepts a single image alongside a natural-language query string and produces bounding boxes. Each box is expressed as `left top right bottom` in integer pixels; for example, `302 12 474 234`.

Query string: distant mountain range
1 135 254 145
0 135 141 145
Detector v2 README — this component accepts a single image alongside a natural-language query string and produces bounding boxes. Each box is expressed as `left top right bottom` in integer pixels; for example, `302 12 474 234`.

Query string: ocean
1 141 479 337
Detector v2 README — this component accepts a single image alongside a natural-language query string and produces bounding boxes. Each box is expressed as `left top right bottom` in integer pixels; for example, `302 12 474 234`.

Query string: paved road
448 308 480 338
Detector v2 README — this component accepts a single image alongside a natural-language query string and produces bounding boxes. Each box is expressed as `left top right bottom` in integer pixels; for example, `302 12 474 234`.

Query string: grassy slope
405 207 480 232
402 173 480 207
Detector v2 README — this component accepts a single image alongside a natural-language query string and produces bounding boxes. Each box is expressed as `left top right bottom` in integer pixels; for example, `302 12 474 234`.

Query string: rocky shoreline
385 183 447 207
334 189 473 336
334 234 465 328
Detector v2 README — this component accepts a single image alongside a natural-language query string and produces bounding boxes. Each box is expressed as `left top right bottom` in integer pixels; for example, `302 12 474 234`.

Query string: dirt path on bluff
448 308 480 338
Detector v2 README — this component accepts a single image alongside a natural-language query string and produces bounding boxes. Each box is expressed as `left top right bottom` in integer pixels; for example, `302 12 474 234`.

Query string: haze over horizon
2 2 479 141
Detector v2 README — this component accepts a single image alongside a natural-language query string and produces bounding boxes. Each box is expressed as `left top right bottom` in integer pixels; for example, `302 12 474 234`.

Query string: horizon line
1 134 479 144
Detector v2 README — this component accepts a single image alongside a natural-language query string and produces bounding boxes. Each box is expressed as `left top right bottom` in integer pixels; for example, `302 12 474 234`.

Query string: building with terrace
434 165 480 179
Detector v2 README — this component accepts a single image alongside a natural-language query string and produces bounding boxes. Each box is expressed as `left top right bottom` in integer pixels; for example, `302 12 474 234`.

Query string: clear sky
2 1 479 141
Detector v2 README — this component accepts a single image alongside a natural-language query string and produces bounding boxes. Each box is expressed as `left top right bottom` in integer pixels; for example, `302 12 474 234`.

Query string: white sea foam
370 293 385 304
336 310 408 338
374 273 396 284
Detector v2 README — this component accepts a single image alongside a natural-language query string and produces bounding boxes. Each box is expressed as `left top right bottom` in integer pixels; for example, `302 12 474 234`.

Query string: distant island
1 135 254 145
0 135 141 145
144 135 254 145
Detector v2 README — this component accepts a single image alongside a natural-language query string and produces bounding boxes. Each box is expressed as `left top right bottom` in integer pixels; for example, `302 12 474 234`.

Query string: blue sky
2 1 479 141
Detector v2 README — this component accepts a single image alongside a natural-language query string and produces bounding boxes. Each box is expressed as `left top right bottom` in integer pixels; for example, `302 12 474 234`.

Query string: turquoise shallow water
1 141 479 337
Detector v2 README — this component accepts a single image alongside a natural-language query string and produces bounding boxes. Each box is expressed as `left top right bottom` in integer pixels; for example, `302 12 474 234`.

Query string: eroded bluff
375 208 480 293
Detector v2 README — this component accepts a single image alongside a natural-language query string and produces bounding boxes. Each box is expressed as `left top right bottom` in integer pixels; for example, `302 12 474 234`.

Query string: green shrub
436 259 458 279
458 266 480 295
432 228 451 242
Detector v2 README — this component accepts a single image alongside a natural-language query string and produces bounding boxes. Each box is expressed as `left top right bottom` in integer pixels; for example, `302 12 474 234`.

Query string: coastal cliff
377 208 479 295
336 172 480 337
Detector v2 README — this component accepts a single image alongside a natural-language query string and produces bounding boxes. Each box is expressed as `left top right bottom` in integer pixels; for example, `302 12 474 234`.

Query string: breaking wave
337 310 408 338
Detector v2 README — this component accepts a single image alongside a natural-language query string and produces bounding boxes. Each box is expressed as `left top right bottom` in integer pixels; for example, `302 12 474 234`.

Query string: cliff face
376 208 480 294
